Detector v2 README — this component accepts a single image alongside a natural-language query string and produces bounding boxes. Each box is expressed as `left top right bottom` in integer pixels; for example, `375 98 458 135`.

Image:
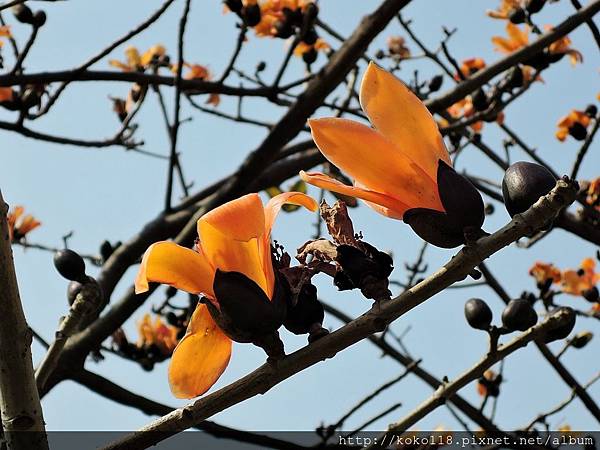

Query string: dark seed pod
502 299 538 331
301 28 318 45
509 7 526 24
569 122 587 141
284 283 324 335
583 286 599 303
525 0 546 14
12 4 35 24
585 104 598 117
428 75 444 93
464 298 493 330
506 66 524 90
208 269 286 343
32 10 46 28
256 61 267 72
303 2 319 22
502 161 556 217
570 331 593 349
472 89 488 112
21 88 41 110
274 19 294 39
224 0 243 13
543 307 576 343
302 47 318 65
54 249 86 282
242 3 261 27
375 49 385 60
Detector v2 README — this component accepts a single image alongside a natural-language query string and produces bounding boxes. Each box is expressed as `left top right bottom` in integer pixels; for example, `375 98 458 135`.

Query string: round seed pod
585 104 598 117
502 161 556 217
12 4 35 24
464 298 493 330
54 249 86 282
569 122 587 141
509 7 526 24
428 75 444 93
302 47 318 64
525 0 546 14
543 307 576 343
32 10 46 28
502 298 538 331
223 0 243 13
242 4 261 27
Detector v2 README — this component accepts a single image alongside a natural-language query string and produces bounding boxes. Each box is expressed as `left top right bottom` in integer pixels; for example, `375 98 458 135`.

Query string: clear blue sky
2 0 599 434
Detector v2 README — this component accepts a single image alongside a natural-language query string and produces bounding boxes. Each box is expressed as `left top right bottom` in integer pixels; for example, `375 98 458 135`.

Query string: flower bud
570 330 593 349
54 249 87 282
569 122 587 141
242 3 261 27
585 104 598 118
525 0 546 14
428 75 444 93
543 307 576 343
502 161 556 217
12 4 34 24
224 0 243 13
583 286 599 303
464 298 493 330
509 7 526 24
32 10 46 28
302 47 318 65
502 298 538 331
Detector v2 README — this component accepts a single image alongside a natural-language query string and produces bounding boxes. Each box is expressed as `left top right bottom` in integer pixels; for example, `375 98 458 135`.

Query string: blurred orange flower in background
486 0 522 20
137 314 179 357
109 45 168 72
561 258 600 296
586 177 600 211
556 110 590 142
529 261 562 286
456 57 486 79
7 205 41 242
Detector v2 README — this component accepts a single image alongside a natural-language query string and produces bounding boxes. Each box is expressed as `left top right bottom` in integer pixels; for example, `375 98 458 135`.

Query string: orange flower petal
308 117 443 212
198 194 270 297
260 191 318 294
299 171 409 219
168 303 232 398
359 62 451 179
135 241 214 297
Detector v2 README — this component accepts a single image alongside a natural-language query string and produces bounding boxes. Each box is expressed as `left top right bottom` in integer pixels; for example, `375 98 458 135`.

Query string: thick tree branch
0 190 48 450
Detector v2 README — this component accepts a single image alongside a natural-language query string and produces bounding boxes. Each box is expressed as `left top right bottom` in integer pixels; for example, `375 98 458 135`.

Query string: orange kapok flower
137 314 179 357
529 261 561 287
135 192 317 398
561 258 600 297
7 205 41 242
486 0 523 20
492 23 529 54
556 109 590 142
456 58 486 79
109 45 167 72
300 63 485 248
586 177 600 211
493 23 582 67
386 36 410 59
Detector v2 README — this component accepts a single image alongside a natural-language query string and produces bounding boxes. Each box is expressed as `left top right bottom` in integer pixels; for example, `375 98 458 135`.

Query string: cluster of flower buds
464 295 576 343
224 0 326 65
0 84 46 113
12 4 46 28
